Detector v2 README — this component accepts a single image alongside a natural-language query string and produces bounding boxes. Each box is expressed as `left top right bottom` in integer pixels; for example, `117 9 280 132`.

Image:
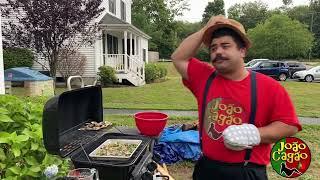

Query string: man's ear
240 48 247 58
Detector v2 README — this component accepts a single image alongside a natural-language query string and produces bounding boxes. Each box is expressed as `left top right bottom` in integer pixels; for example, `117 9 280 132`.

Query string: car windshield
308 66 320 71
246 60 258 67
251 62 262 68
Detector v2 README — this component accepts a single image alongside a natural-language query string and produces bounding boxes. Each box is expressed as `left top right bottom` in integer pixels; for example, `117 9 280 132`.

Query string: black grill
42 86 156 180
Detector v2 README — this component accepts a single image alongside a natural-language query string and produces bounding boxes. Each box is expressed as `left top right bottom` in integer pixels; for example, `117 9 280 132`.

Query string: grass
9 62 320 117
104 115 320 180
103 62 320 117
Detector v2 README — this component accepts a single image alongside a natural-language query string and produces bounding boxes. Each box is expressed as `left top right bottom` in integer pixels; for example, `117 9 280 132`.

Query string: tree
283 0 293 6
310 0 320 58
247 14 314 59
286 5 311 26
228 1 269 30
57 49 86 82
202 0 225 24
132 0 189 58
1 0 104 80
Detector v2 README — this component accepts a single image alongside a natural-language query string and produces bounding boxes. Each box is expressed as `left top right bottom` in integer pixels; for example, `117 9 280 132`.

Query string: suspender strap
200 71 257 164
200 71 217 150
244 71 257 164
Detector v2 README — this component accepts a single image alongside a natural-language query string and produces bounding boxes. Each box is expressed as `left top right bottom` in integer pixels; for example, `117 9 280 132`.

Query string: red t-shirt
183 58 302 165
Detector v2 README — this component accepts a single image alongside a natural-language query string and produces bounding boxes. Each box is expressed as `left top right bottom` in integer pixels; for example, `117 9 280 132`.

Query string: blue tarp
4 67 52 81
153 125 201 164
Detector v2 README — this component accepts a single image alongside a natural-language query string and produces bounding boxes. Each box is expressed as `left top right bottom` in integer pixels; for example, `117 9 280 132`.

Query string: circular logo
270 137 311 178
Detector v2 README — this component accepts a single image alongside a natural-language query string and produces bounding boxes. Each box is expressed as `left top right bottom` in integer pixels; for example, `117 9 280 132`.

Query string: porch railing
103 54 145 80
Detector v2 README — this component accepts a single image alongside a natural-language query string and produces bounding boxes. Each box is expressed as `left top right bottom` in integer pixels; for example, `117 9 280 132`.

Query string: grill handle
67 76 84 90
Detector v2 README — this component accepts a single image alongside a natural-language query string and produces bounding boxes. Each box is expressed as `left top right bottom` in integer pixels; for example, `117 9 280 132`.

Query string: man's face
209 36 246 74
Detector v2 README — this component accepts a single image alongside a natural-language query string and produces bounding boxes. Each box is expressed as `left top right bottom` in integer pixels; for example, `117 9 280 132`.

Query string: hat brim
203 24 251 49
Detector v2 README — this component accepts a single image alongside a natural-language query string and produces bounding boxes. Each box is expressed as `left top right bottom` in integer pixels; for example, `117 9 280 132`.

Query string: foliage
145 63 167 83
247 14 314 59
202 0 225 24
57 49 87 81
1 0 104 79
195 47 210 62
132 0 189 59
228 1 269 30
3 48 34 69
282 0 293 6
310 0 320 58
97 66 117 86
0 95 70 179
286 5 311 26
175 21 201 44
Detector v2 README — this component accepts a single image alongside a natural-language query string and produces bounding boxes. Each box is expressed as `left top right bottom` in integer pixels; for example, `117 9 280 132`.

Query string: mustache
212 54 228 62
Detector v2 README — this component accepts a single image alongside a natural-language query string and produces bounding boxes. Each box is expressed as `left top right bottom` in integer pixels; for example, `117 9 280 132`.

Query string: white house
1 0 151 86
0 11 5 94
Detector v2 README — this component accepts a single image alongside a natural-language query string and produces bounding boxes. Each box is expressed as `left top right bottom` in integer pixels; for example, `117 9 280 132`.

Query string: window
109 0 116 14
260 62 273 68
121 1 126 21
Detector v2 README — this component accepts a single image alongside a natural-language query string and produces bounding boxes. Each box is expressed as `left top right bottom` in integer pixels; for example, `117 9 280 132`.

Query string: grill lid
42 86 104 157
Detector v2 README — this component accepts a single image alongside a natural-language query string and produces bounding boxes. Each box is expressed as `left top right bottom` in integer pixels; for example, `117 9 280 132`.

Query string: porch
98 14 151 86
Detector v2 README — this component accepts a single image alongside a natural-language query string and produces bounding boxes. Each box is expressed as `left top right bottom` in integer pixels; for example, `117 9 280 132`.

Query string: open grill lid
42 86 103 157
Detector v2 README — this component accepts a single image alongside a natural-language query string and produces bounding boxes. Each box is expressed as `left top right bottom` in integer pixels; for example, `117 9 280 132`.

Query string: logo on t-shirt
204 98 247 140
271 137 311 178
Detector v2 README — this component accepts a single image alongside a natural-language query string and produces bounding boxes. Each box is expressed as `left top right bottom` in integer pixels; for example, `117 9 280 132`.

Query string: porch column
124 31 128 72
134 35 137 56
104 30 108 65
94 30 103 74
0 12 4 94
138 36 141 58
130 32 133 56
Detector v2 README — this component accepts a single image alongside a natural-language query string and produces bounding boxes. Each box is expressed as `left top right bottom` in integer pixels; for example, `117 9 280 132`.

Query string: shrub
0 95 70 179
145 63 167 83
3 48 34 69
97 66 117 86
195 47 210 62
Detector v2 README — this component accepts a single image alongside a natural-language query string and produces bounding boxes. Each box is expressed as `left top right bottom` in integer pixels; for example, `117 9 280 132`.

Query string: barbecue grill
42 86 157 180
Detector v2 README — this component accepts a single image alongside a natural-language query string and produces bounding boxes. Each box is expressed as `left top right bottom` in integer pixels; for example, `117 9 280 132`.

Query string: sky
175 0 310 23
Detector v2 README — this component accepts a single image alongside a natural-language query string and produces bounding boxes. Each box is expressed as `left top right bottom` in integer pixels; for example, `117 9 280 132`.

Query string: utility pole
0 11 5 94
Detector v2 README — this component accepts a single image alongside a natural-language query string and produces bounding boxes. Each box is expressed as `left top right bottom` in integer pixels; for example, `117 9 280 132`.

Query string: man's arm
258 121 298 144
171 15 227 80
171 29 205 80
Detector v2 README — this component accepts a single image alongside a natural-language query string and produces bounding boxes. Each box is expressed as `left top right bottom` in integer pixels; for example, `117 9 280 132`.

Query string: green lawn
103 62 320 117
105 115 320 180
10 62 320 117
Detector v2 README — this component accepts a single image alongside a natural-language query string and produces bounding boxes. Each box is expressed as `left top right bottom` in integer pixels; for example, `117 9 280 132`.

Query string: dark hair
211 28 245 49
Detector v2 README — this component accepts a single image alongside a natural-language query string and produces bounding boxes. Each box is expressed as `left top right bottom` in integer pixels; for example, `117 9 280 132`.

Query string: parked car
247 60 289 81
245 59 269 67
284 61 307 78
292 66 320 82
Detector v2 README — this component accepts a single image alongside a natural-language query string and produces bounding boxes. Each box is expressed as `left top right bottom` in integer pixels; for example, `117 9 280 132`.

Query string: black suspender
200 70 257 164
200 71 218 150
244 71 257 164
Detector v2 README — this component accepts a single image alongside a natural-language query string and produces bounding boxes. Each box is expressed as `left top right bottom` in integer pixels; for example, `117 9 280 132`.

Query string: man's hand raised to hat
222 124 261 151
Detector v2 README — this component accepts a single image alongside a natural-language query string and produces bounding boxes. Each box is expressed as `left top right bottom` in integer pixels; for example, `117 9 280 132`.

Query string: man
171 15 301 180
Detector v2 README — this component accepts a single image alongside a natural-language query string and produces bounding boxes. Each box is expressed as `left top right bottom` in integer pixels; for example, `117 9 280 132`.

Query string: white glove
222 124 261 151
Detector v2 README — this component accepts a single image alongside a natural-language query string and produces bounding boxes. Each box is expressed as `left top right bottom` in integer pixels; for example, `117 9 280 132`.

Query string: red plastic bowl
134 112 168 136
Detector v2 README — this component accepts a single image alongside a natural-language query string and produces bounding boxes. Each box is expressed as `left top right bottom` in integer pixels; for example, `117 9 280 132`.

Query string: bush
97 66 117 86
145 63 167 83
195 47 210 62
0 95 70 179
3 48 34 69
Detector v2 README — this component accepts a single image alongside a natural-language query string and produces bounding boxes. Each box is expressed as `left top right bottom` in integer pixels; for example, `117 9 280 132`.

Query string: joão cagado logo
271 137 311 178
